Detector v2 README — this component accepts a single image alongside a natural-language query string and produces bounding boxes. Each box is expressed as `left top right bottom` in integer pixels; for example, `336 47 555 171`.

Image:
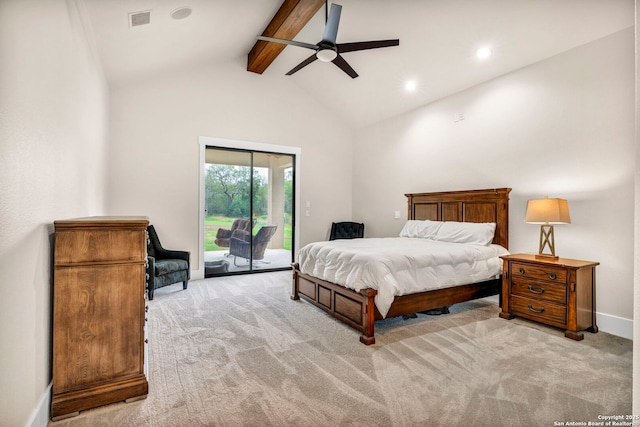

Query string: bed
291 188 511 345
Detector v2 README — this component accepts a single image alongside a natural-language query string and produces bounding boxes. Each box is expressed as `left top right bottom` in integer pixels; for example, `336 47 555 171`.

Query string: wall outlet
394 211 401 219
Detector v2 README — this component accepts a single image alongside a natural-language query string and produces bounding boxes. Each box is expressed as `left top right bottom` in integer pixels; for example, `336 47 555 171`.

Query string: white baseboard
482 296 632 340
27 382 51 427
597 312 633 340
192 268 204 280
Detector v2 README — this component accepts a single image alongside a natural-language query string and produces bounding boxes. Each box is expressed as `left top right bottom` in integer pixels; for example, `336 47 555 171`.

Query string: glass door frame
198 137 301 279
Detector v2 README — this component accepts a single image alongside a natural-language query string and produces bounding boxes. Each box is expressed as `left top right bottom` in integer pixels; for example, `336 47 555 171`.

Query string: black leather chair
146 225 190 300
329 222 364 240
229 225 277 266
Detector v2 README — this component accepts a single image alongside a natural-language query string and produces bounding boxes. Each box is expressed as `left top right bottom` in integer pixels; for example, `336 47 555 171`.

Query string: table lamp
525 197 571 260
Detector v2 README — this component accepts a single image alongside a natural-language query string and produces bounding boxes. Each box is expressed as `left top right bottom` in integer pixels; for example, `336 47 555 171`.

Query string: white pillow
399 220 442 238
434 221 496 245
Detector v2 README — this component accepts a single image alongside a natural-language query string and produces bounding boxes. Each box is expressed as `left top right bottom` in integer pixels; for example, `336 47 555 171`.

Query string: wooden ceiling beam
247 0 325 74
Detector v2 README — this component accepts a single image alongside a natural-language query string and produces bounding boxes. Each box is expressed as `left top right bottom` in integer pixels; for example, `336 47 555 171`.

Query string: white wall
107 60 354 274
633 0 639 417
0 3 633 424
0 1 109 426
353 28 635 332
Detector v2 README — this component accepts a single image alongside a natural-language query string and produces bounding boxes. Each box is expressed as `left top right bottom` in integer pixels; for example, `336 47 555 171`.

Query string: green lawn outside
204 216 292 251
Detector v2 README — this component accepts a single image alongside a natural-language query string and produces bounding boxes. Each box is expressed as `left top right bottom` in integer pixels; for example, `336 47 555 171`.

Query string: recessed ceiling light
171 7 192 20
405 80 417 92
476 47 492 60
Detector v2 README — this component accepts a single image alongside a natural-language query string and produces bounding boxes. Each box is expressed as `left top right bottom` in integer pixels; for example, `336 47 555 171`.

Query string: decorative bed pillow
399 220 442 239
434 221 496 245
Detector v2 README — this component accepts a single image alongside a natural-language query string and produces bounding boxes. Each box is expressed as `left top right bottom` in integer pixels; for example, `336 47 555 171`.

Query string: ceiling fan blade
257 36 318 51
332 54 358 78
285 53 318 76
337 39 400 53
321 3 342 44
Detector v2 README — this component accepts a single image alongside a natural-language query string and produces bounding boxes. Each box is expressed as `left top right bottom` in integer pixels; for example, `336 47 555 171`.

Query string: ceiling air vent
129 10 151 27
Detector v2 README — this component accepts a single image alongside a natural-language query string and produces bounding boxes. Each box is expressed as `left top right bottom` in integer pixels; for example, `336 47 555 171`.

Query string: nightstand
499 253 599 340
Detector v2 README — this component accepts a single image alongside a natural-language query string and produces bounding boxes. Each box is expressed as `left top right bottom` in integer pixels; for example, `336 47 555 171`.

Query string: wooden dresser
499 253 599 340
52 216 149 420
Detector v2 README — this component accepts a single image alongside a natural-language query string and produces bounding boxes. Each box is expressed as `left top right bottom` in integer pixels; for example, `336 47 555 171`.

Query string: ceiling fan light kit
316 48 337 62
256 3 399 78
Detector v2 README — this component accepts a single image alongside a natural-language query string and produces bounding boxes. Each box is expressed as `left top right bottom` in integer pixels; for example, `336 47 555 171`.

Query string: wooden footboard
382 278 501 319
292 263 378 345
292 263 501 345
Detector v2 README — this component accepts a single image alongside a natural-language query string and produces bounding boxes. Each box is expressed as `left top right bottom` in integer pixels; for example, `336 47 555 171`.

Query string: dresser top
54 216 149 229
500 253 599 269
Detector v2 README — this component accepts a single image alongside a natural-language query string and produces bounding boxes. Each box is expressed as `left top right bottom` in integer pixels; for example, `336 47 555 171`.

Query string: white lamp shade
525 197 571 224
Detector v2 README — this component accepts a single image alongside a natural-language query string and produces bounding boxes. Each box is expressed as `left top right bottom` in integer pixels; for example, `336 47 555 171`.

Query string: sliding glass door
203 147 294 277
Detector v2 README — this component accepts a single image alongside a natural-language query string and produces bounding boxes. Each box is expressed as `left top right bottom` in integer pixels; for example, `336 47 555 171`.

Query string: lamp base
537 224 558 260
535 253 559 261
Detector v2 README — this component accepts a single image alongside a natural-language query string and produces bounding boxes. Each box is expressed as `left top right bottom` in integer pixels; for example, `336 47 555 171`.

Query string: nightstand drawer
511 295 567 328
511 262 567 283
511 277 567 304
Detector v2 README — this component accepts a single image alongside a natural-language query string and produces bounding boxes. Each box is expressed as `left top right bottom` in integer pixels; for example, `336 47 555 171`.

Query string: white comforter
297 237 509 318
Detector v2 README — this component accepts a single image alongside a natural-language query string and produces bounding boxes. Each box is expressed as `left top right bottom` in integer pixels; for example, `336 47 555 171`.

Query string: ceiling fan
257 2 399 78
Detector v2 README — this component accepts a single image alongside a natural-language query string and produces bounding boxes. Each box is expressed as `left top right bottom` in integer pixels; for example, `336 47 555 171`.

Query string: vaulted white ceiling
83 0 634 128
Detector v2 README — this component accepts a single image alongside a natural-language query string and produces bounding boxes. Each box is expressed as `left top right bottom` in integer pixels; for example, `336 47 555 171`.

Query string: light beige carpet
50 271 631 427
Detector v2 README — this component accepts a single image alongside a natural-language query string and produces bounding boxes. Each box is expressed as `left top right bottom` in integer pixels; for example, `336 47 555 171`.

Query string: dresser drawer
511 262 567 283
510 295 567 329
511 277 567 304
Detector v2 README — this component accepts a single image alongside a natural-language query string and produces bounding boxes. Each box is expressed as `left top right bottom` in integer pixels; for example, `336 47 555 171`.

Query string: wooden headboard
405 188 511 249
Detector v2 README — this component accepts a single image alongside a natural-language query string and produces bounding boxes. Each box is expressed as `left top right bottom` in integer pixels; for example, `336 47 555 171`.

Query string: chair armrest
154 247 190 262
216 228 232 239
230 236 249 248
230 236 250 259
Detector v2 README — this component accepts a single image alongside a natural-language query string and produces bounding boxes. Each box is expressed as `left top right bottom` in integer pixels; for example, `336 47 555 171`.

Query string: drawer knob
518 268 525 274
527 285 545 295
549 273 556 280
528 304 545 314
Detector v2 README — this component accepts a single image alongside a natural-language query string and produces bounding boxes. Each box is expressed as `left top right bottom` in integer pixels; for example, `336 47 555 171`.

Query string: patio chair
229 225 277 266
214 218 254 247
